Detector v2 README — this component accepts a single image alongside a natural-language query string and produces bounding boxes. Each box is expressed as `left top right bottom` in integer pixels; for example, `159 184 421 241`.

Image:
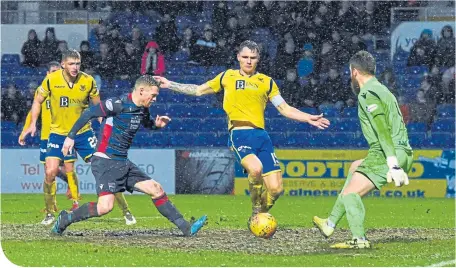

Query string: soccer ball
248 213 278 238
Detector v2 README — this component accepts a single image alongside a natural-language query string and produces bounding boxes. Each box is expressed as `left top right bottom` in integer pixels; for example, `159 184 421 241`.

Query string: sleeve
268 78 284 107
89 77 99 98
359 90 397 158
141 108 159 130
68 98 122 139
38 76 51 98
206 71 227 93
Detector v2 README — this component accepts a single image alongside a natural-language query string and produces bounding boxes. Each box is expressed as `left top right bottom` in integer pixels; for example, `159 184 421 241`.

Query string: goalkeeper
313 51 414 249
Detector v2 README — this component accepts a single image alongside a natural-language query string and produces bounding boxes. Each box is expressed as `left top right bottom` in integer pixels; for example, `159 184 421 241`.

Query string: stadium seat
406 66 429 75
407 122 427 132
167 104 199 118
425 132 454 148
436 104 455 118
332 119 361 132
286 132 311 147
332 132 357 147
207 66 225 76
204 118 226 132
1 121 17 131
167 118 201 132
269 132 288 147
318 105 340 118
431 119 455 132
149 132 170 147
169 132 196 146
307 132 334 148
408 132 426 148
341 107 358 118
194 132 218 147
1 54 20 65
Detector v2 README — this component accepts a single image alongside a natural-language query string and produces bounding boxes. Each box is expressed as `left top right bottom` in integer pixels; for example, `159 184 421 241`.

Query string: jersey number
88 137 97 148
271 153 280 166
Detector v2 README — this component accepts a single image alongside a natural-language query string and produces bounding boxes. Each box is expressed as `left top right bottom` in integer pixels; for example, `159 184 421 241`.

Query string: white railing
0 10 110 25
391 6 455 26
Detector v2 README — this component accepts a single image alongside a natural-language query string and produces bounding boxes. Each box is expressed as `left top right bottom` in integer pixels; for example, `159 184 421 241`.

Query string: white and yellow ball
249 213 278 238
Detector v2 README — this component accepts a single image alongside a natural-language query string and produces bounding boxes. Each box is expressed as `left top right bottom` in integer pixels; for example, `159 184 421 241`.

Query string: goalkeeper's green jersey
357 77 412 156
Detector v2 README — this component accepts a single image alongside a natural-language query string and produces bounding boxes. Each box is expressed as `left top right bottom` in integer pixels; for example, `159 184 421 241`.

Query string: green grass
2 194 455 267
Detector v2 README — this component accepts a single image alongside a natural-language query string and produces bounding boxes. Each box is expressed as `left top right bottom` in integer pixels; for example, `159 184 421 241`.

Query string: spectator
117 42 141 81
420 74 446 105
334 1 358 34
223 17 247 52
409 89 435 126
140 41 165 76
300 74 325 108
130 26 147 55
316 42 341 74
1 84 26 124
297 44 315 77
154 14 180 55
257 42 271 74
79 41 95 74
54 40 68 62
192 29 217 66
281 69 302 107
214 38 233 68
346 34 367 58
212 2 229 37
40 27 59 65
94 43 117 80
21 29 41 67
25 81 38 108
321 68 351 110
331 30 350 63
379 68 399 97
407 29 436 68
435 25 455 68
250 1 269 28
106 23 125 55
441 66 455 103
88 21 108 52
179 27 197 57
273 41 299 79
358 1 380 38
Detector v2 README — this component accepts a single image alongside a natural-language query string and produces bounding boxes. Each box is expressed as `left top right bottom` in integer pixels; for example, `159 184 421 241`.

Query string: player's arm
154 72 225 96
18 111 32 145
269 79 330 129
142 108 171 130
22 86 46 138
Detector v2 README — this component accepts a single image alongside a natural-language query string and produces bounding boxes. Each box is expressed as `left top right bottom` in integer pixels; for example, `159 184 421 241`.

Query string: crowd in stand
2 1 455 130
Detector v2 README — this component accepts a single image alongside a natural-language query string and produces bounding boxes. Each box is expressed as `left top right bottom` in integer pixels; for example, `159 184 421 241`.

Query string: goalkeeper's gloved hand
386 156 409 187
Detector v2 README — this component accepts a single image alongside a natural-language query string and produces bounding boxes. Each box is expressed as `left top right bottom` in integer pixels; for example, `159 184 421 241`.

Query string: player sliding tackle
313 51 413 249
154 40 330 227
52 75 207 236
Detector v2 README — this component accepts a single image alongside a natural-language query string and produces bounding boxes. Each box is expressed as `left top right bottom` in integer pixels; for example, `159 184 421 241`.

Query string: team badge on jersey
235 80 245 90
80 85 86 91
367 104 378 113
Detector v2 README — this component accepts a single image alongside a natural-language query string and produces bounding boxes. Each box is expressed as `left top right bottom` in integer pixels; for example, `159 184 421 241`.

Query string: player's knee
142 180 164 198
269 184 283 197
249 166 263 179
45 166 59 179
97 201 114 215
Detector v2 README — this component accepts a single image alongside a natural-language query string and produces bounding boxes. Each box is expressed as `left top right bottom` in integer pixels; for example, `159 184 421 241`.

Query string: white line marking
429 259 456 267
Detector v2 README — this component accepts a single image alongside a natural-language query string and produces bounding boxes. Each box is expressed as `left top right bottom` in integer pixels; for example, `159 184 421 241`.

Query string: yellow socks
67 171 79 203
248 175 262 213
43 180 57 213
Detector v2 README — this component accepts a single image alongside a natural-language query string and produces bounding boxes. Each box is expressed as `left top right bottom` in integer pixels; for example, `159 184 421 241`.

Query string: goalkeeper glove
386 156 409 187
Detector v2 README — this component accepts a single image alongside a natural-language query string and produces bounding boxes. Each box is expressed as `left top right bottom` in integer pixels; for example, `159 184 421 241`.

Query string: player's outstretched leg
51 195 113 235
313 160 363 238
330 172 374 249
135 180 207 236
114 192 136 225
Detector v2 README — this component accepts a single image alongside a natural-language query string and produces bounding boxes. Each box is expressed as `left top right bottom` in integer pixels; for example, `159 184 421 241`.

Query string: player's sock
67 171 79 204
248 175 262 214
56 169 68 183
260 189 281 212
43 180 57 213
63 202 99 227
152 194 190 234
328 171 354 226
114 192 129 215
343 193 366 239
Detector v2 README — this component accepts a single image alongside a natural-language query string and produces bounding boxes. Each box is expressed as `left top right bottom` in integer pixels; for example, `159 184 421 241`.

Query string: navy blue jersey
68 93 157 160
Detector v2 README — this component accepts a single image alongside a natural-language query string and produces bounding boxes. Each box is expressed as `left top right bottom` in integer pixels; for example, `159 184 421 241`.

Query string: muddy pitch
2 224 454 255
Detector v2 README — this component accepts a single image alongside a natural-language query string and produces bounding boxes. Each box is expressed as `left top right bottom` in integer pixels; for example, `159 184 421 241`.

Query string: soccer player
154 40 330 223
18 61 70 223
51 75 207 236
313 51 413 249
21 50 136 226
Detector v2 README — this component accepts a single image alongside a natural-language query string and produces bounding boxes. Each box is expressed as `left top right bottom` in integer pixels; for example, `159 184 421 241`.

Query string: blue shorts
46 130 97 163
40 139 48 163
228 129 281 175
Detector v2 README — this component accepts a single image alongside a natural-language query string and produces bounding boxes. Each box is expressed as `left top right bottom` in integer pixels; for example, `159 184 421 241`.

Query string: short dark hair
47 61 60 71
134 75 160 89
238 40 261 56
349 50 376 75
61 49 80 61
